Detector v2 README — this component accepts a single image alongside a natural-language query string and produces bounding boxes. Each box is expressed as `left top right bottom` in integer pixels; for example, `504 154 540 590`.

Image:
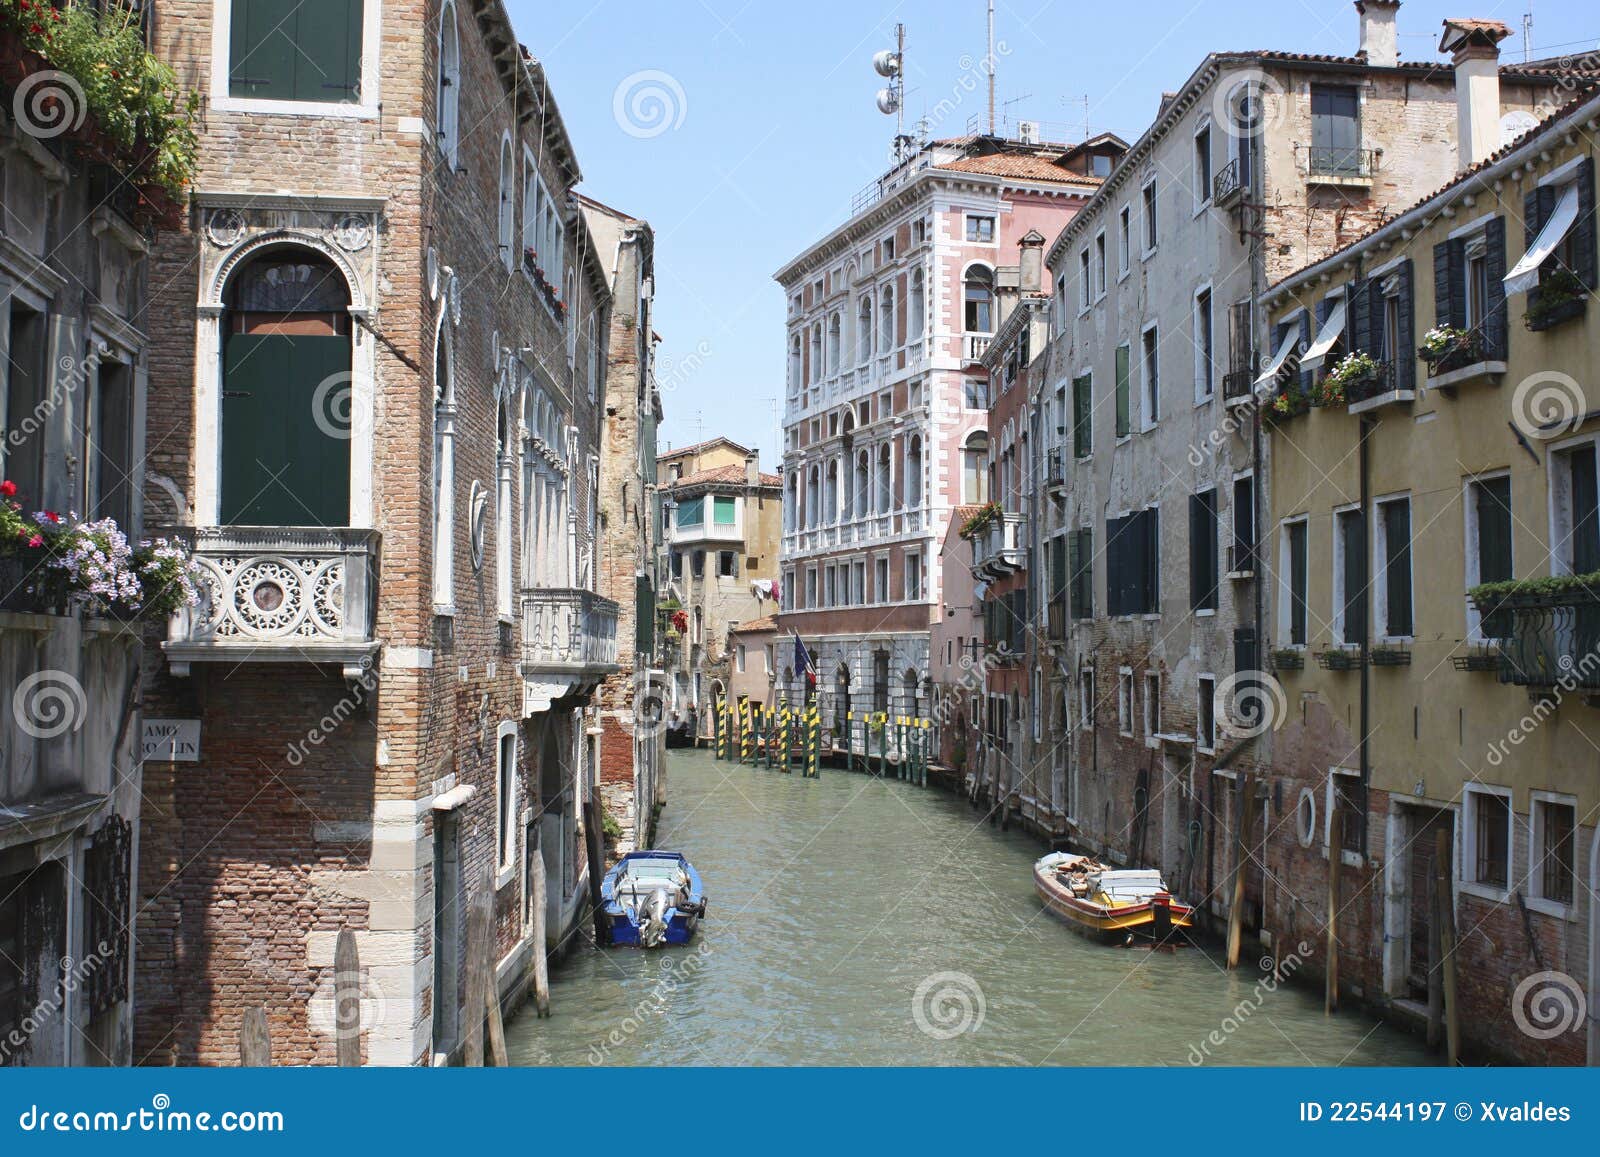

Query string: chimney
1018 229 1046 294
1441 19 1512 170
1355 0 1401 68
745 451 760 488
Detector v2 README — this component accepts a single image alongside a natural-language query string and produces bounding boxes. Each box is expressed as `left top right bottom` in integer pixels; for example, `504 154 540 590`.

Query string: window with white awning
1252 327 1301 397
1505 181 1579 295
1300 298 1347 370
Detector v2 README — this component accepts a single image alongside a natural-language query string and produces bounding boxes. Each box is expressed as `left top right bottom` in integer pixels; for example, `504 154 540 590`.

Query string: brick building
774 132 1121 732
658 438 781 738
134 0 618 1066
0 14 170 1064
580 193 666 858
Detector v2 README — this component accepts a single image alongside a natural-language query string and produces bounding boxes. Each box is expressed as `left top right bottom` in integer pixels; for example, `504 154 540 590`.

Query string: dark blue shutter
1347 278 1370 363
1574 157 1597 291
1434 239 1464 329
1395 260 1415 391
1483 217 1509 359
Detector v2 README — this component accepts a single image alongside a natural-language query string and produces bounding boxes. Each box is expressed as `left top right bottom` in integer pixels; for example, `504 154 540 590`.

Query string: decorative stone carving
206 207 246 248
333 213 372 252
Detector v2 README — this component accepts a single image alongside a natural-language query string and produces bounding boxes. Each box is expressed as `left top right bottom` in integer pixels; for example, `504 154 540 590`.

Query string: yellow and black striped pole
779 705 792 773
918 718 931 785
740 698 753 764
806 705 820 778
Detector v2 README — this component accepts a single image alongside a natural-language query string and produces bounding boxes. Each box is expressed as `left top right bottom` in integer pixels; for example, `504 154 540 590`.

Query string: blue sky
509 0 1594 463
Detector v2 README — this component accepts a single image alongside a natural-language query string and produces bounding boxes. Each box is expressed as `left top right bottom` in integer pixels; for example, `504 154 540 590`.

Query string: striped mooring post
805 706 821 778
712 701 724 760
918 718 931 785
740 699 753 764
779 706 793 773
843 712 854 772
877 713 889 776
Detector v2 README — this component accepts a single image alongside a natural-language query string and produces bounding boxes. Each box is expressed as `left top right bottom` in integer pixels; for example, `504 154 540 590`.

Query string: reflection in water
506 749 1431 1067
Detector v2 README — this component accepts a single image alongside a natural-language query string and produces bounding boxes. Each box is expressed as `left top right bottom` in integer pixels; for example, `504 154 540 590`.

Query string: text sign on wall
142 719 201 763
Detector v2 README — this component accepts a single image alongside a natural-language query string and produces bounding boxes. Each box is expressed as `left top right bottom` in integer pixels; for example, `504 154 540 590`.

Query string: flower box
1525 270 1588 332
1369 645 1411 667
1316 648 1365 671
1271 648 1304 671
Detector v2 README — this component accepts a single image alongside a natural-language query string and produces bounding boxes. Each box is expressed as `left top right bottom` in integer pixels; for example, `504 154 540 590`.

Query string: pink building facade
773 136 1118 730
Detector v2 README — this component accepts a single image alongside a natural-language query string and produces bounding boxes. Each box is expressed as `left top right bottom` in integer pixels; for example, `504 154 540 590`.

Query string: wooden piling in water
1226 775 1255 969
238 1006 271 1067
531 849 551 1018
334 928 361 1067
1325 810 1342 1014
1434 827 1460 1065
584 787 610 947
463 893 489 1067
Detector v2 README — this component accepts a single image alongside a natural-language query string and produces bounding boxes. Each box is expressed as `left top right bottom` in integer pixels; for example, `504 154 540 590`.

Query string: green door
221 332 351 526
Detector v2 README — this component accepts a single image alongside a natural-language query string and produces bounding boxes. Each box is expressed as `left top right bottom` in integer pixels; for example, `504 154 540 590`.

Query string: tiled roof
660 435 752 460
671 464 781 489
935 152 1103 187
952 504 987 521
730 615 777 634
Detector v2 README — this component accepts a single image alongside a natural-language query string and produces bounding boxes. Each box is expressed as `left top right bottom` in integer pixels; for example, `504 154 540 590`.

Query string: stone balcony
164 526 380 679
521 587 621 714
972 513 1026 580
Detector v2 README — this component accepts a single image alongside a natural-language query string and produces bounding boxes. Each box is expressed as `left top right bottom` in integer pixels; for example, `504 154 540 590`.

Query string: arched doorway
221 248 352 526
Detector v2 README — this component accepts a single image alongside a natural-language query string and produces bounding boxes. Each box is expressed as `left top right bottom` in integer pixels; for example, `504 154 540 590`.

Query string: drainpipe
1358 410 1373 856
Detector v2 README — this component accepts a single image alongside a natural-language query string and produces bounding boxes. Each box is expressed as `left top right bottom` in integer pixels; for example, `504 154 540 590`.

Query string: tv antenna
1521 3 1533 62
874 25 914 162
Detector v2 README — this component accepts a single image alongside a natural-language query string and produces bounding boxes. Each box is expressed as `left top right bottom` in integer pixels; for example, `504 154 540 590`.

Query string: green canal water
505 748 1432 1066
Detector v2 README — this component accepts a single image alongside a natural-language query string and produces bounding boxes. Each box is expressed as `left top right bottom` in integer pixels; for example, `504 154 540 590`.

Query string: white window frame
1142 670 1160 747
1192 283 1214 403
903 547 923 602
1117 667 1134 737
1323 766 1364 868
966 213 997 244
1140 320 1159 430
1141 176 1158 257
1331 501 1362 647
497 133 516 272
495 721 519 884
210 0 385 119
1093 231 1107 301
1547 431 1600 577
1192 119 1214 214
1372 491 1414 642
1460 782 1514 903
1527 790 1579 918
1117 204 1131 278
436 1 460 165
1078 247 1092 316
1078 668 1094 731
1195 673 1216 754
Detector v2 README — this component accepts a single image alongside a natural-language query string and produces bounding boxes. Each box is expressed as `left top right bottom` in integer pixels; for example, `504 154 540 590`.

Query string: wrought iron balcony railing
1299 145 1378 180
1222 366 1256 403
1213 157 1244 206
164 526 380 679
1491 589 1600 691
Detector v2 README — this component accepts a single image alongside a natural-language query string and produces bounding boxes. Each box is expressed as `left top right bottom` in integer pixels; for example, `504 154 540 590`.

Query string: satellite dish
873 50 901 77
876 88 901 115
1500 110 1539 147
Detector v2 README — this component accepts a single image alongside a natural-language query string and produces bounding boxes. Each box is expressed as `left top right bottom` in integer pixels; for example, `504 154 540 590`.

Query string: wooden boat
601 850 706 948
1033 851 1193 943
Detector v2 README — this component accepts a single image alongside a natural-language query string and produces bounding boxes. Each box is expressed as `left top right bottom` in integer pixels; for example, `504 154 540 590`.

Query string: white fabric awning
1505 182 1580 295
1252 328 1302 396
1300 299 1347 370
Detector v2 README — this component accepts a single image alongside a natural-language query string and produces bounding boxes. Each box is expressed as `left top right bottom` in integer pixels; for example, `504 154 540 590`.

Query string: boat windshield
626 857 684 884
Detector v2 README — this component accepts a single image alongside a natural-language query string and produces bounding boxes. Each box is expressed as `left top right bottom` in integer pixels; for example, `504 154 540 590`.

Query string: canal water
506 748 1432 1066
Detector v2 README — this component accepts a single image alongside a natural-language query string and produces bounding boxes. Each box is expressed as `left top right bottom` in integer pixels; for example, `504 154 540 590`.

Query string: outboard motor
639 887 671 948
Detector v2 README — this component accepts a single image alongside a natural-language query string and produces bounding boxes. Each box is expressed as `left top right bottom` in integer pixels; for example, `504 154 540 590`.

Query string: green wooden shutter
1383 501 1412 637
1104 516 1125 616
1394 260 1415 391
221 332 351 526
1340 510 1366 646
1570 447 1600 575
1114 345 1130 438
1190 491 1217 611
1573 157 1598 290
230 0 298 100
1073 373 1092 458
1475 477 1512 639
230 1 362 103
1289 521 1308 646
1483 217 1509 359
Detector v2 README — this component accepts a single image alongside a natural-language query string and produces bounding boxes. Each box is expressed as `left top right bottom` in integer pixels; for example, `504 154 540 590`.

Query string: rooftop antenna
1521 3 1533 62
987 0 996 134
874 25 911 161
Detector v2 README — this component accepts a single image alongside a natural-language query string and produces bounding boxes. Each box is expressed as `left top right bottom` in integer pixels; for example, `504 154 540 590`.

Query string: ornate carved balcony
972 513 1026 580
164 527 380 679
521 587 621 714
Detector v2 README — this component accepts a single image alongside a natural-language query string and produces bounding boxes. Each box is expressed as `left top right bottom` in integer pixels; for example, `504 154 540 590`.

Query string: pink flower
0 481 16 498
27 535 43 548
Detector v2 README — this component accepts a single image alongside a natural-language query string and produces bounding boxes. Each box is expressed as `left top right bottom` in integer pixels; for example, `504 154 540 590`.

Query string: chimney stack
745 451 760 488
1018 229 1046 294
1440 19 1512 170
1355 0 1401 68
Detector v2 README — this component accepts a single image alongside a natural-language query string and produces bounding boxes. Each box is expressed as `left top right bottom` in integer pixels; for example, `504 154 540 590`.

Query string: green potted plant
1525 267 1587 331
1419 325 1480 373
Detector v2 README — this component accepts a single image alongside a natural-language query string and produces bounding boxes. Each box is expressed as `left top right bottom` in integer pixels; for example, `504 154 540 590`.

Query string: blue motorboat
600 850 706 947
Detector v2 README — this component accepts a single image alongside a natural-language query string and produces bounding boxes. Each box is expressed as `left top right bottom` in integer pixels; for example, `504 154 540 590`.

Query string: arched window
809 324 823 384
964 265 994 333
495 392 513 618
436 2 460 165
854 450 870 519
909 268 926 342
835 664 851 730
498 136 515 270
824 460 839 524
222 248 352 527
857 295 873 364
806 465 820 529
906 435 923 508
786 472 799 532
902 668 922 717
962 430 989 504
826 312 841 374
789 334 802 393
879 284 895 351
876 443 892 512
